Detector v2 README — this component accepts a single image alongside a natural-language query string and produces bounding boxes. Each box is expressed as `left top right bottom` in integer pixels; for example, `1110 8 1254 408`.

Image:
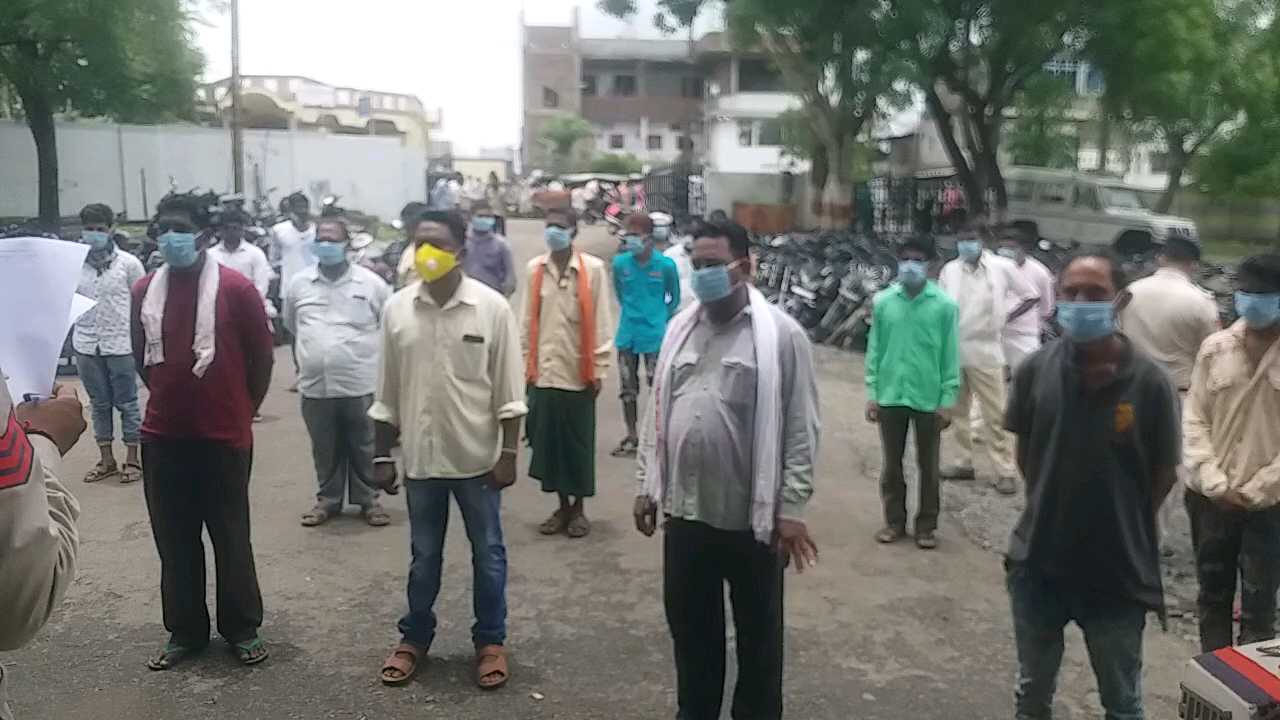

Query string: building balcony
705 92 801 119
581 95 703 125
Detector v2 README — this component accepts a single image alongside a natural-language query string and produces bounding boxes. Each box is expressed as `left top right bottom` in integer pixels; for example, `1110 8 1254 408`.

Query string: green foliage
538 115 595 173
1006 75 1078 169
588 153 643 175
777 108 875 181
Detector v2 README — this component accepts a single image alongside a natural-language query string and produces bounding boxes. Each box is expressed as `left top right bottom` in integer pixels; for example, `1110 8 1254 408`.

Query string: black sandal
609 437 638 458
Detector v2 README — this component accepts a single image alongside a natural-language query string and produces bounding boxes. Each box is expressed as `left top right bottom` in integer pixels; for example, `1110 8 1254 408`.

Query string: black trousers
1185 489 1280 652
877 406 942 533
664 518 784 720
142 438 264 646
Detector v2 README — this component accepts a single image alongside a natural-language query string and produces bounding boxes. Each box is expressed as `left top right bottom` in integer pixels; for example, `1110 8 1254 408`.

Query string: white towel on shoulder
140 258 220 378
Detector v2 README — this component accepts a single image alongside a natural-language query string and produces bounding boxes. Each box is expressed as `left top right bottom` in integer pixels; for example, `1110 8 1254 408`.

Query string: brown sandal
380 642 424 686
539 508 569 535
566 512 591 539
475 644 509 690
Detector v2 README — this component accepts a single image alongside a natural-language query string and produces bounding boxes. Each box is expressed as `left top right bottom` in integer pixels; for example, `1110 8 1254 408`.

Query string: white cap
649 211 673 227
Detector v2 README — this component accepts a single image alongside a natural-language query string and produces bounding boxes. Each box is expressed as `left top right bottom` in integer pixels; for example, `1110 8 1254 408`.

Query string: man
74 203 146 485
462 200 517 297
522 208 615 539
270 192 316 390
284 218 392 528
208 208 274 320
1 381 85 720
369 210 526 691
664 220 696 313
866 237 960 549
394 201 429 290
611 213 681 458
996 228 1055 373
650 211 675 252
1004 250 1180 720
1182 254 1280 653
938 227 1038 495
130 193 274 669
634 218 820 720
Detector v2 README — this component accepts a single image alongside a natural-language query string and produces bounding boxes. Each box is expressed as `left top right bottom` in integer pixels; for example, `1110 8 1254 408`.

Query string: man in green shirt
865 237 960 549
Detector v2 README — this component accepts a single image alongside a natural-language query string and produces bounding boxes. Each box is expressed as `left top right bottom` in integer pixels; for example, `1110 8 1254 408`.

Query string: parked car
1004 166 1198 255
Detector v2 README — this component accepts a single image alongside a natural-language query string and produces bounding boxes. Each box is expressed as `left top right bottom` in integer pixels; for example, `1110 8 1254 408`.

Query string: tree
538 114 595 174
0 0 202 226
1005 74 1078 169
589 153 644 175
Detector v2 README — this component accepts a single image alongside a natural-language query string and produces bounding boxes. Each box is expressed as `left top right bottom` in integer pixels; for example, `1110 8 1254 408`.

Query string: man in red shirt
129 193 275 669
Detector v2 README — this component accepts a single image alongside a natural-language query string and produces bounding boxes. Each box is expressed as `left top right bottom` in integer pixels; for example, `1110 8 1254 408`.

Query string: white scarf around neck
140 257 220 378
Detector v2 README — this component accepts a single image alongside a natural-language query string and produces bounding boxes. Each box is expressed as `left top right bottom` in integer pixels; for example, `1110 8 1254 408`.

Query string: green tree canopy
588 153 643 175
538 114 595 173
1006 74 1078 170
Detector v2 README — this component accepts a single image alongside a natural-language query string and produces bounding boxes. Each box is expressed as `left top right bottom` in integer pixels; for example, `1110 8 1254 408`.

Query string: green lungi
526 386 597 498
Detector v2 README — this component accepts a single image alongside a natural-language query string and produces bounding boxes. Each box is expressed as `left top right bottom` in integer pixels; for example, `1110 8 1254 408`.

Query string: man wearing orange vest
522 208 616 539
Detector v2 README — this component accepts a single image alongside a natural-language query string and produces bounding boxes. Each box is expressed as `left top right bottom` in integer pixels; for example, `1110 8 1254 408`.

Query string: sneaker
995 476 1018 495
915 531 938 550
941 465 976 481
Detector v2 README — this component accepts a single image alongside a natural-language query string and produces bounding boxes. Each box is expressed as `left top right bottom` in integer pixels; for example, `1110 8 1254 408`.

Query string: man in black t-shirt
1004 250 1180 720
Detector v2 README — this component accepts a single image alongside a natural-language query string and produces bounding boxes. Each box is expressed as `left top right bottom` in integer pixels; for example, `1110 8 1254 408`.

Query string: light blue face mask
691 260 742 303
545 225 572 251
996 247 1019 260
653 226 671 242
313 240 348 267
897 260 928 288
472 216 496 234
1236 291 1280 329
1056 301 1115 343
81 230 112 251
623 234 645 252
158 231 199 268
957 240 983 260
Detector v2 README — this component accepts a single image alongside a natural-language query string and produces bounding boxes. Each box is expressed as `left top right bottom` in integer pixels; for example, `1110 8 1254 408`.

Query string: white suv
1004 167 1198 255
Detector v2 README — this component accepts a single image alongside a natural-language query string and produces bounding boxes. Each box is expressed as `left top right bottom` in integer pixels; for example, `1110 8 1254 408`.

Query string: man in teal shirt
612 213 681 457
865 237 960 549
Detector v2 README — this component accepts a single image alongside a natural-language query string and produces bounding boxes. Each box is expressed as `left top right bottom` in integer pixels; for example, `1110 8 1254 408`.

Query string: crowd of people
3 190 1280 719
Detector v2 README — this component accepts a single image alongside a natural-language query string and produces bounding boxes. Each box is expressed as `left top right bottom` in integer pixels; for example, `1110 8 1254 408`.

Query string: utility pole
230 0 245 193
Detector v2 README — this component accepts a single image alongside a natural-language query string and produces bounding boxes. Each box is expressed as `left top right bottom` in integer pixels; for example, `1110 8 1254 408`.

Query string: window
612 74 637 97
1074 185 1100 211
609 134 625 150
1008 180 1034 202
1149 151 1169 174
542 87 559 108
1039 182 1071 204
582 74 597 97
681 77 703 98
648 135 663 150
670 123 682 132
757 119 783 146
738 58 785 92
738 120 754 146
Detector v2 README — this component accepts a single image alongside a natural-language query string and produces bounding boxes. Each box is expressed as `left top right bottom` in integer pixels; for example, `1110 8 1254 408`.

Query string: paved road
6 219 1196 719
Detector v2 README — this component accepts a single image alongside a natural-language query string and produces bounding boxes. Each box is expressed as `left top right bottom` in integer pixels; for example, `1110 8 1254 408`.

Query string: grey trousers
301 395 378 512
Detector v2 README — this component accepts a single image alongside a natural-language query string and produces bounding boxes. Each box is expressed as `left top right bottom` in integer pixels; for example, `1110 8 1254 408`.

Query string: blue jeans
76 352 141 444
399 474 507 649
1007 564 1147 720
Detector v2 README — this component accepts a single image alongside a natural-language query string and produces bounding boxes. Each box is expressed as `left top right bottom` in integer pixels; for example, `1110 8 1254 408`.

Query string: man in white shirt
938 229 1039 495
996 228 1055 373
284 218 392 528
209 209 274 320
270 192 316 389
368 210 526 692
663 220 695 312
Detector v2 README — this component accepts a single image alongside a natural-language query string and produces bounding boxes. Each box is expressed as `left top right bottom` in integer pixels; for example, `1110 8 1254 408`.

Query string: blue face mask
1235 291 1280 329
158 231 199 268
545 225 572 251
691 261 741 304
82 230 112 251
653 227 671 242
472 216 496 234
1057 301 1115 343
623 234 645 252
897 260 928 288
957 240 983 260
313 240 348 267
996 247 1019 260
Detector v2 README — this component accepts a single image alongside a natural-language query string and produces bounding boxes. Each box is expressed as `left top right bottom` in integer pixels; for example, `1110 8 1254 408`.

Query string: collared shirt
520 251 616 391
939 252 1038 369
1009 256 1055 338
613 250 680 354
283 264 391 399
369 277 528 480
1005 336 1180 610
463 233 517 297
866 281 960 413
270 220 316 297
1119 267 1219 390
74 250 145 356
663 242 695 311
208 241 273 304
1183 321 1280 509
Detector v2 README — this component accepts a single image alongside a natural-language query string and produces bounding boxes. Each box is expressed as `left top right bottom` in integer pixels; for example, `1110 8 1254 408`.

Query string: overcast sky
195 0 723 155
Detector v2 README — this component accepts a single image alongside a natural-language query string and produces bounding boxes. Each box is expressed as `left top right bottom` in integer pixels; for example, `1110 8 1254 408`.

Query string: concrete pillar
640 116 650 159
637 60 646 97
729 56 739 95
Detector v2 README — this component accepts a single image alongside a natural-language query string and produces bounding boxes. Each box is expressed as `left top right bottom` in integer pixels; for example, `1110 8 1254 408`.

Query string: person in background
463 200 517 297
284 218 392 529
209 208 274 321
634 218 820 720
650 211 675 252
866 236 959 549
522 208 615 539
74 203 146 485
130 193 274 670
938 226 1038 495
663 218 696 312
1004 250 1179 720
1182 254 1280 653
369 210 526 691
611 213 680 458
0 380 85 720
996 227 1055 373
394 201 429 290
270 192 316 392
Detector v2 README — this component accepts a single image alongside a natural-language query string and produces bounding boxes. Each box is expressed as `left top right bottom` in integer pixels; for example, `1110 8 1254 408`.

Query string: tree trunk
816 138 852 230
926 88 985 217
1156 135 1188 214
9 53 60 229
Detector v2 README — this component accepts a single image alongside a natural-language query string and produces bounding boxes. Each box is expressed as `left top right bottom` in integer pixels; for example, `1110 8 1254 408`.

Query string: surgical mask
313 240 348 267
81 230 112 251
623 234 644 252
158 231 198 268
1235 291 1280 329
957 240 983 260
414 242 458 284
653 226 671 242
545 226 572 251
996 247 1019 260
1056 301 1115 343
897 260 928 288
691 261 742 303
472 216 496 234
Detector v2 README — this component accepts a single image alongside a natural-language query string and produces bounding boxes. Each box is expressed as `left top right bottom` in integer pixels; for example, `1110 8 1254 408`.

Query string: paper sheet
68 293 96 329
0 237 90 400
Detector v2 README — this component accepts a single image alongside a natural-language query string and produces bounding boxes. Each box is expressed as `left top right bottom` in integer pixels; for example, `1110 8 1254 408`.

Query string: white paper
67 293 96 330
0 237 89 400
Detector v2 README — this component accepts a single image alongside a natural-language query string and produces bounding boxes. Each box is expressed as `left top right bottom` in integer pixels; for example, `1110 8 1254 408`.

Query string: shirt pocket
342 288 379 328
670 353 698 391
1207 348 1247 393
718 358 757 408
450 330 489 382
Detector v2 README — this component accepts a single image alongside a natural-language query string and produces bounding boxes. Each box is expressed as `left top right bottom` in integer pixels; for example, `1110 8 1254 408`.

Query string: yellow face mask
414 242 459 284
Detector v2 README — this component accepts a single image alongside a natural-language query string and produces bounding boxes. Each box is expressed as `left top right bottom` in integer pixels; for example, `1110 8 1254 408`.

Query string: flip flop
609 437 638 458
380 642 424 686
233 637 269 666
120 462 142 485
146 641 205 671
475 644 509 690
